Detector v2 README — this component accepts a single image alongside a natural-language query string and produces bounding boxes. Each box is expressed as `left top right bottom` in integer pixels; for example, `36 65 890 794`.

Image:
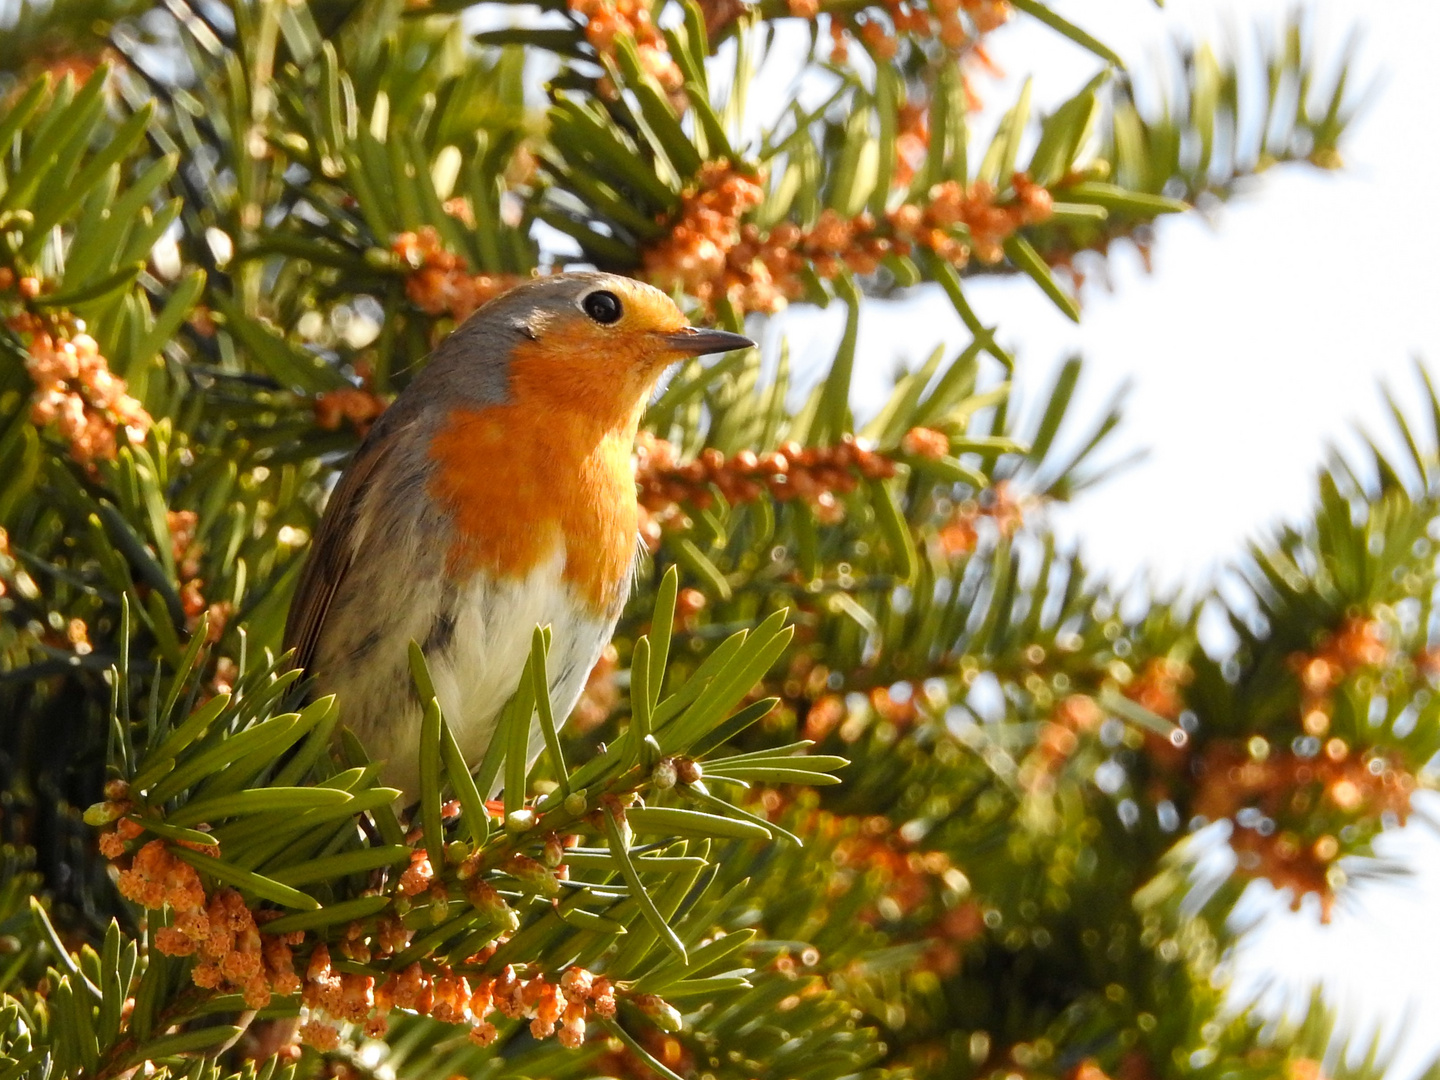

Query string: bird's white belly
426 546 612 798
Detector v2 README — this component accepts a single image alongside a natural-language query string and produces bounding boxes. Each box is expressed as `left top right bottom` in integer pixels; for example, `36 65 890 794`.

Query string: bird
283 272 753 804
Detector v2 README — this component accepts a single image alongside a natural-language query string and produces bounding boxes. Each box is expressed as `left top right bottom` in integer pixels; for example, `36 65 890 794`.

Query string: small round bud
542 834 565 868
652 758 678 790
506 808 536 833
634 993 683 1032
468 882 522 933
367 246 400 269
563 790 589 816
456 850 485 881
675 758 703 785
83 800 126 827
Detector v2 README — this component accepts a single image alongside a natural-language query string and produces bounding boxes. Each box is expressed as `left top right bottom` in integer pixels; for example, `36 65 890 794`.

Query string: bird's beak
660 327 755 357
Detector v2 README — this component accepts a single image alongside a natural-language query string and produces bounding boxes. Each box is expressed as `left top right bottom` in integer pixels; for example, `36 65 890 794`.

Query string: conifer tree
0 1 1432 1078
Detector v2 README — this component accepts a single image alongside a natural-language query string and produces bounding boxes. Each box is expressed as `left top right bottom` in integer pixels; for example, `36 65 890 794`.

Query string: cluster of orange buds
839 826 956 919
393 228 523 324
714 211 891 314
928 479 1026 558
899 426 949 461
568 0 684 104
443 196 477 228
64 616 92 654
1081 1050 1164 1080
765 799 976 978
1125 656 1193 773
801 679 931 743
33 611 96 659
782 652 947 743
1125 657 1190 722
670 586 709 631
314 386 389 436
853 0 1011 58
0 526 10 599
297 943 386 1047
1194 740 1416 920
826 17 850 63
397 847 436 896
296 951 356 1046
592 1021 696 1079
893 101 931 190
890 174 1054 264
1287 1059 1329 1080
651 163 1056 314
634 431 899 540
168 510 201 579
366 911 415 958
809 0 1008 67
5 285 153 468
211 656 239 697
166 509 231 640
800 694 845 743
112 840 301 1008
1195 741 1416 826
641 162 766 310
694 0 748 36
300 955 623 1051
95 793 661 1052
920 900 985 975
19 49 115 88
1021 693 1104 787
90 779 144 857
1289 616 1390 739
869 682 923 727
781 802 964 919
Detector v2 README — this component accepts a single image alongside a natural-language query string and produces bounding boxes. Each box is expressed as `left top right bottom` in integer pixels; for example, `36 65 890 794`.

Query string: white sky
762 0 1440 1072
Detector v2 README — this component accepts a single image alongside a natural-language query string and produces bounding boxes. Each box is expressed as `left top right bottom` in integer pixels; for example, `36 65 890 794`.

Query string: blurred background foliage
0 0 1434 1076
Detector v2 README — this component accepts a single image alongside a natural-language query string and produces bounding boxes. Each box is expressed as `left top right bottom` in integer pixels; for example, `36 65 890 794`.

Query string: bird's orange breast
425 346 644 617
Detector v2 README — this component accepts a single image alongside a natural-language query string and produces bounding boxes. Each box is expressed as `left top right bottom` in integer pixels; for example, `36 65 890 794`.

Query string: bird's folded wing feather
283 422 407 677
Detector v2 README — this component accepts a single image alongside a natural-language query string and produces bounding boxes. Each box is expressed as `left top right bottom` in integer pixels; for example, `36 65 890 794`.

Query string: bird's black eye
582 290 623 325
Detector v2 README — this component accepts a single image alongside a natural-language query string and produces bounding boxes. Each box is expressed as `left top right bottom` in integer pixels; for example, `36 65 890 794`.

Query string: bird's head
431 272 752 426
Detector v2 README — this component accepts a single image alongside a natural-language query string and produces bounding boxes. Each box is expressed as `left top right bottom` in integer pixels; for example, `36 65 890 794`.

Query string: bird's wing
283 420 408 677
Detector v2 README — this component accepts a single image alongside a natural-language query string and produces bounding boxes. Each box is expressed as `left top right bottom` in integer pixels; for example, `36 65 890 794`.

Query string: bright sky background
762 0 1440 1073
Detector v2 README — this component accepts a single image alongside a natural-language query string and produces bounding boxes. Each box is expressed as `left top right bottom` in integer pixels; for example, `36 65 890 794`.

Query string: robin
283 273 752 803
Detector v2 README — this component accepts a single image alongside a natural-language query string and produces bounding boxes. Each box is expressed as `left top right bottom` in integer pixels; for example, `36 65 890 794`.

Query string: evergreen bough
0 2 1430 1078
